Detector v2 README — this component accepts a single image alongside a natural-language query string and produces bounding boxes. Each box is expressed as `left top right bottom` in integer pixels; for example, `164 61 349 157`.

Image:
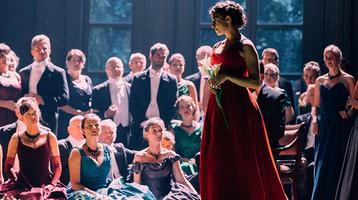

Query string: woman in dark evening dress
310 45 355 200
58 49 93 139
133 117 199 200
0 43 21 127
1 97 65 199
335 82 358 200
200 2 287 199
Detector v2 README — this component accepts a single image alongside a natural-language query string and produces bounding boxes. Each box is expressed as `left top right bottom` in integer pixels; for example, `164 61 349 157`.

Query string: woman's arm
59 105 86 116
187 82 200 121
311 77 323 134
48 132 62 185
209 42 260 90
0 145 3 184
172 160 197 193
0 100 16 111
132 153 143 184
5 133 19 180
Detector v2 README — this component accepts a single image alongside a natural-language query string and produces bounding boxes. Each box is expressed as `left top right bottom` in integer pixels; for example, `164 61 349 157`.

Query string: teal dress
178 81 190 97
171 123 202 175
67 145 155 200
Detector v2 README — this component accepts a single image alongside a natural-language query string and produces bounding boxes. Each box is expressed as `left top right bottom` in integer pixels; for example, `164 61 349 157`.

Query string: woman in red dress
200 1 287 199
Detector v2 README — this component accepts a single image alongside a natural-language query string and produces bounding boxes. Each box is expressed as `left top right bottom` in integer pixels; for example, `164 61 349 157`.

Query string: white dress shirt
67 135 85 148
108 145 121 179
145 67 162 119
306 120 315 149
29 60 47 94
109 78 130 127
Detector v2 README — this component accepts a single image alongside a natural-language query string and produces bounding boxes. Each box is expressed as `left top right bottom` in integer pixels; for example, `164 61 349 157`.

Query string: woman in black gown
335 82 358 200
132 117 199 200
58 49 94 139
311 45 355 200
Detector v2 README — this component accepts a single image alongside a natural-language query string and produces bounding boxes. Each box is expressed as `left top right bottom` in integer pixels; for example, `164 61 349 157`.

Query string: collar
109 77 124 86
67 135 85 147
149 66 163 77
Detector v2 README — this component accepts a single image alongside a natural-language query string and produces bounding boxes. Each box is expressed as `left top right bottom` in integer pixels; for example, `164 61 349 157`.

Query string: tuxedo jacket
185 71 201 101
129 69 177 126
92 80 131 120
112 143 136 182
257 84 286 147
19 62 69 132
58 138 73 185
123 74 133 84
278 77 294 107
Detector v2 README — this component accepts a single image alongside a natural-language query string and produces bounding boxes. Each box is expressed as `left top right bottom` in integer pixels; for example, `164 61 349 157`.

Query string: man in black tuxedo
58 115 85 185
129 43 177 150
261 48 294 109
256 63 286 158
92 57 131 146
123 53 146 84
257 84 286 151
19 34 69 134
99 119 135 181
0 97 50 180
185 46 212 116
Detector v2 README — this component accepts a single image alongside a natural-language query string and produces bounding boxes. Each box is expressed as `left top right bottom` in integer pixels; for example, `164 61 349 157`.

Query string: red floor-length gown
200 40 287 200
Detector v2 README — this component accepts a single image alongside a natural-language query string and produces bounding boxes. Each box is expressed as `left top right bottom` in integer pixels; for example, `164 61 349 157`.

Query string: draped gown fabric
1 133 65 199
312 82 351 200
58 74 92 139
67 145 155 200
335 112 358 200
200 41 287 200
132 155 200 200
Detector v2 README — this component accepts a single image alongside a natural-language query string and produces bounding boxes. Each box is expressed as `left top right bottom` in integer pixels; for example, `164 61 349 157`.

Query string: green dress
171 122 202 175
178 81 190 97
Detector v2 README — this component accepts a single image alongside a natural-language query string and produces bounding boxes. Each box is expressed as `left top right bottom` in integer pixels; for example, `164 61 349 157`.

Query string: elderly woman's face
106 61 124 79
324 51 340 69
99 125 116 145
67 54 85 71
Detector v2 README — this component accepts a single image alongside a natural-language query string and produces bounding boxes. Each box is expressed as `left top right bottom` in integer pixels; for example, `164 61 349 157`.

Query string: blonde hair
31 34 51 49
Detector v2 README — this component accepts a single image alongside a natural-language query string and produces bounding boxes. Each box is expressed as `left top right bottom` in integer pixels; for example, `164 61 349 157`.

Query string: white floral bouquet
201 56 230 130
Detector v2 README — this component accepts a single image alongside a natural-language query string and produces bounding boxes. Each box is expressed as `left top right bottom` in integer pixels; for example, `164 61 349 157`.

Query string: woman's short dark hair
209 1 247 29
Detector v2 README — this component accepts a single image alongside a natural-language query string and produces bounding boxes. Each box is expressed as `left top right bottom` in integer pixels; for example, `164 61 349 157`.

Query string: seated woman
169 96 202 175
1 97 65 199
67 113 155 200
132 117 199 200
298 61 320 115
168 53 200 121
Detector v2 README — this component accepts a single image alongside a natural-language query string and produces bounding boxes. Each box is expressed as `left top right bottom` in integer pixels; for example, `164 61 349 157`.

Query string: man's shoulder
19 64 32 74
47 62 66 73
93 81 110 90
